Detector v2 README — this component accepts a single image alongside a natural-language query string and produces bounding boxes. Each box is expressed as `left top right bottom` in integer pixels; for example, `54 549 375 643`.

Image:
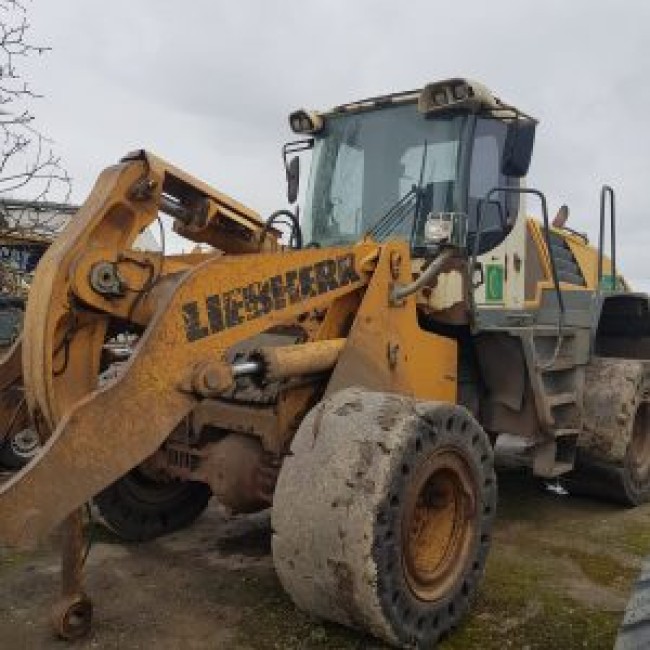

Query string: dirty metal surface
0 241 374 548
327 240 457 403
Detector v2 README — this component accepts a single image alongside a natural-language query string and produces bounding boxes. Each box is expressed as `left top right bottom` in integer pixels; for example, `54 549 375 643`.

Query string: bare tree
0 0 72 240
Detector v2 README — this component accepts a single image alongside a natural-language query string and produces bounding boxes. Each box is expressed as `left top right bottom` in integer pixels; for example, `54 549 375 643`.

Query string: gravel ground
0 469 648 649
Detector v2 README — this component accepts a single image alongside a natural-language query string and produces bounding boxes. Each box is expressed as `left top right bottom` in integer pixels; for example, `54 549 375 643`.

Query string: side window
470 132 500 204
468 119 515 254
329 142 364 237
308 133 364 244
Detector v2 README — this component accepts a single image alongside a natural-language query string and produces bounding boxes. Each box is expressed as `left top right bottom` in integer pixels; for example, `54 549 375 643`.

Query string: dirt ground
1 469 648 650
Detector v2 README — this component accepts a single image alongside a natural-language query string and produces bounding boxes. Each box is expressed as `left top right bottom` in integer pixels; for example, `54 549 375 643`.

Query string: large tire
272 387 496 649
564 358 650 506
94 470 211 542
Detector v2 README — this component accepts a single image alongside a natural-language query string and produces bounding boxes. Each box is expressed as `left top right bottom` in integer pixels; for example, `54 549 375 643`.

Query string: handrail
598 185 617 290
470 186 565 369
470 186 565 318
390 248 455 304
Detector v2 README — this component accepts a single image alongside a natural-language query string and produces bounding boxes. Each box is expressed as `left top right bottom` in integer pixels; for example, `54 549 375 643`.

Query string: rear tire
272 387 496 648
564 359 650 506
95 470 211 542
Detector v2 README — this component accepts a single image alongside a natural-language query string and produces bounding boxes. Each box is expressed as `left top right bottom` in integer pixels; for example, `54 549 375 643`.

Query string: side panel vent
549 232 586 287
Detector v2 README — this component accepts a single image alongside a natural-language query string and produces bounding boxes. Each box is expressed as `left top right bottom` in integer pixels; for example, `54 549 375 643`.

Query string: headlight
422 212 468 249
288 109 324 134
418 78 499 116
424 214 453 244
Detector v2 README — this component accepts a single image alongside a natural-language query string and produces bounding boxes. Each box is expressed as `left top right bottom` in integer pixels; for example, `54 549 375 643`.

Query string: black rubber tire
563 452 649 506
94 470 211 542
272 387 497 649
564 359 650 506
0 428 40 470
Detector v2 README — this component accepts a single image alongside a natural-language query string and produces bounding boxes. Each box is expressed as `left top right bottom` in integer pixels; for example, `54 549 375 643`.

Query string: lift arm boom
0 151 375 547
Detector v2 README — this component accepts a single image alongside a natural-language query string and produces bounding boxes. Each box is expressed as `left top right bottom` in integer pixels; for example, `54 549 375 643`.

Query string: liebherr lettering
182 253 360 343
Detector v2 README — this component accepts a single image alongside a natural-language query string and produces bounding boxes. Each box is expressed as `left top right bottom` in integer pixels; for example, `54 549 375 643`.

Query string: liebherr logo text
182 253 361 343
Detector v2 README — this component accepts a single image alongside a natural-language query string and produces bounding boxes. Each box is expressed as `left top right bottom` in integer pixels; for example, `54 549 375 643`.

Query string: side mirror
501 119 536 178
286 156 300 204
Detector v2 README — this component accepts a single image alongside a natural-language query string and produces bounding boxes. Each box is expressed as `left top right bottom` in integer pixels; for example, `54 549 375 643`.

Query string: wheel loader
0 78 648 648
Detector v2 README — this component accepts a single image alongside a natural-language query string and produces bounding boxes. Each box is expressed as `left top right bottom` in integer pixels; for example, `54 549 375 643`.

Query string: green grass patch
545 546 636 589
442 551 620 650
0 550 27 572
208 566 376 649
617 522 650 557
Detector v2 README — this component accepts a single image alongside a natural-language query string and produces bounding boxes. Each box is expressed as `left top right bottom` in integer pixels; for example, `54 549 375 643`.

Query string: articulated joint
89 261 125 298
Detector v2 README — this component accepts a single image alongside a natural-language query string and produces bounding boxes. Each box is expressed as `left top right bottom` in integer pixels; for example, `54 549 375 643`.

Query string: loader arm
0 338 28 450
22 150 279 436
0 151 375 547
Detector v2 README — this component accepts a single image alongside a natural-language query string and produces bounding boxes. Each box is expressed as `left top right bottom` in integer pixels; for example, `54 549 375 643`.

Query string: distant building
0 198 160 250
0 198 77 237
0 199 159 345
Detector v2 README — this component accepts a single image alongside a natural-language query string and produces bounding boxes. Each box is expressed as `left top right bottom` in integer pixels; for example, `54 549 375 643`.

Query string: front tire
272 388 496 648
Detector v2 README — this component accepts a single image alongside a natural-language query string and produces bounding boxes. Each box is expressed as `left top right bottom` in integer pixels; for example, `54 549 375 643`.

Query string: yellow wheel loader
0 78 647 647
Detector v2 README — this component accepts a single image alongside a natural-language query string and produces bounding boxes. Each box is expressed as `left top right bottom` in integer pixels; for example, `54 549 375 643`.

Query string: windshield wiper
365 140 429 243
367 187 418 242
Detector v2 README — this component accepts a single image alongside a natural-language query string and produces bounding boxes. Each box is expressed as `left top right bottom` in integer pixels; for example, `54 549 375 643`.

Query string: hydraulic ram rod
231 360 262 377
231 339 346 381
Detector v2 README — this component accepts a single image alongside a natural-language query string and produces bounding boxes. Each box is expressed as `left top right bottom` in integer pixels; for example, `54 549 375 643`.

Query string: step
532 328 577 338
536 356 579 372
553 428 581 438
547 392 578 408
533 433 579 478
539 461 575 478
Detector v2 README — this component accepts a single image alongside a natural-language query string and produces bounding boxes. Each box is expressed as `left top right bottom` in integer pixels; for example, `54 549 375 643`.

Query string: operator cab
287 79 536 258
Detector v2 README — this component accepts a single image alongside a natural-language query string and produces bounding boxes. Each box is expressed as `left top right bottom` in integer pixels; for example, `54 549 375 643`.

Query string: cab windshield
302 103 469 247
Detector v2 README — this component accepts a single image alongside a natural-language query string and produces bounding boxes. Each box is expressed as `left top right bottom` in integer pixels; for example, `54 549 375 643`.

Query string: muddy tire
95 470 211 542
564 358 650 506
272 387 496 648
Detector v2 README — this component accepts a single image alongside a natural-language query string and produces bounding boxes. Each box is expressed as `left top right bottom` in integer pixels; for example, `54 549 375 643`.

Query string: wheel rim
402 448 477 602
629 400 650 483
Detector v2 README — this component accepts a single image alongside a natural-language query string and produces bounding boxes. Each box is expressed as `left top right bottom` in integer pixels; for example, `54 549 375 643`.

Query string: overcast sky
21 0 650 289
